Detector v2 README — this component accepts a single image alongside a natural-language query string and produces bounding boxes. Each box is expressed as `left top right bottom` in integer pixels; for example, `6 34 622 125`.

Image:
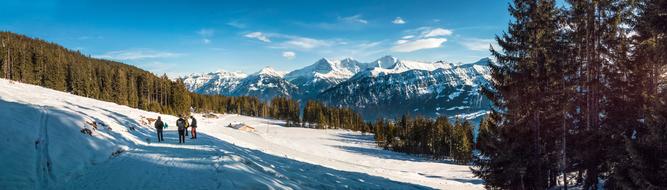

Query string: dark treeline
302 100 369 132
473 0 666 189
374 116 474 164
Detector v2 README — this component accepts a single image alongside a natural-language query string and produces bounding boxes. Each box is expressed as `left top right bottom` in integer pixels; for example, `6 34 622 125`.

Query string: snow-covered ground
0 79 483 189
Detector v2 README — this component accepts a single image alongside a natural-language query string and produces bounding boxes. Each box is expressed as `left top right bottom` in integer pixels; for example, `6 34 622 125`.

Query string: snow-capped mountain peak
254 67 286 77
370 55 399 68
182 69 247 93
285 57 363 81
352 58 454 79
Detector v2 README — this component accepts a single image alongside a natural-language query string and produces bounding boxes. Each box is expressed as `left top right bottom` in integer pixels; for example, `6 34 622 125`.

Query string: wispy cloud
460 38 498 51
280 36 335 49
423 28 453 37
282 51 296 59
242 31 385 59
197 28 215 44
251 32 340 50
390 27 453 52
226 20 246 29
296 14 369 31
94 49 183 60
340 14 368 24
197 29 215 37
392 17 406 24
391 38 447 52
244 32 271 42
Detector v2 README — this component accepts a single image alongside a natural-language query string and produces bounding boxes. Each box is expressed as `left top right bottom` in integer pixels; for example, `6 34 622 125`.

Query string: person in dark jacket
154 116 164 142
190 116 197 139
176 115 186 144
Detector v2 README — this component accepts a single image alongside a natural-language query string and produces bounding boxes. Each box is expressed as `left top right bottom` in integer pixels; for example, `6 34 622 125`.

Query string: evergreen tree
607 0 667 189
471 0 566 188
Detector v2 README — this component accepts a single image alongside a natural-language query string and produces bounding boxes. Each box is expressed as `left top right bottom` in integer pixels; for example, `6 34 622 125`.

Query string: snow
448 91 462 100
446 106 471 111
181 70 247 94
0 79 483 189
254 67 287 78
284 57 369 82
453 110 490 121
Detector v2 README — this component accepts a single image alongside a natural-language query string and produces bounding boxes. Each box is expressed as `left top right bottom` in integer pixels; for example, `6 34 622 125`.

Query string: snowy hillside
0 79 483 189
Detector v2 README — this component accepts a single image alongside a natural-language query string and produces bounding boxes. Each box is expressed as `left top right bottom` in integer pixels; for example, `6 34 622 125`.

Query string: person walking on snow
190 116 197 139
154 116 164 142
184 117 190 137
176 115 186 144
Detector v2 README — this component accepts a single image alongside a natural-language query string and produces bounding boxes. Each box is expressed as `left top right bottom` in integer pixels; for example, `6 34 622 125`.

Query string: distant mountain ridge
182 56 493 122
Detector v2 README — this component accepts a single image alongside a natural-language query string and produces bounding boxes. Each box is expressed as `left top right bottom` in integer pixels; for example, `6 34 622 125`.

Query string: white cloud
244 32 271 42
358 41 383 49
460 38 499 51
389 27 452 52
282 51 296 59
391 38 447 52
423 28 453 37
396 39 409 44
282 37 332 49
392 17 406 24
340 14 368 24
94 49 183 60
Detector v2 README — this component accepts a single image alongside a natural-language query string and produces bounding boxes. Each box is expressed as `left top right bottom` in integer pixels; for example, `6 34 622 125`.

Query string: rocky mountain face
182 56 493 122
318 58 493 121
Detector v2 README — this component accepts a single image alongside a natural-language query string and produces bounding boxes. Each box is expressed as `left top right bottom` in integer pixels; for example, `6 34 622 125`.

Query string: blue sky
0 0 511 76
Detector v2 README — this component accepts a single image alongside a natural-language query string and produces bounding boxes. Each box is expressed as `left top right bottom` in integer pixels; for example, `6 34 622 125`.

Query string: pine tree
606 0 667 189
471 0 566 188
452 119 473 164
171 79 191 116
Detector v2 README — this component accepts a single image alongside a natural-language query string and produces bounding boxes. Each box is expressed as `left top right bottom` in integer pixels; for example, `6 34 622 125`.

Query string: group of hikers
153 115 197 144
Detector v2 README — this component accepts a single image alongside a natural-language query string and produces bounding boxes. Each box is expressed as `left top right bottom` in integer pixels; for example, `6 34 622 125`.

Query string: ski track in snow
0 79 483 190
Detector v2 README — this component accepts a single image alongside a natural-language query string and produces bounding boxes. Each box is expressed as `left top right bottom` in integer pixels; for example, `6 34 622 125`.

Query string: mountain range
182 56 493 122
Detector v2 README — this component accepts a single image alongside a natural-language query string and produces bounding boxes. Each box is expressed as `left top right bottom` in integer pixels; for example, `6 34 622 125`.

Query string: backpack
177 119 185 129
163 123 168 129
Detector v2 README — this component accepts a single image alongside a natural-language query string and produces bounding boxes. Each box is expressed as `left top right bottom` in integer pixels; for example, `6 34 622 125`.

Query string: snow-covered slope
1 79 482 189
